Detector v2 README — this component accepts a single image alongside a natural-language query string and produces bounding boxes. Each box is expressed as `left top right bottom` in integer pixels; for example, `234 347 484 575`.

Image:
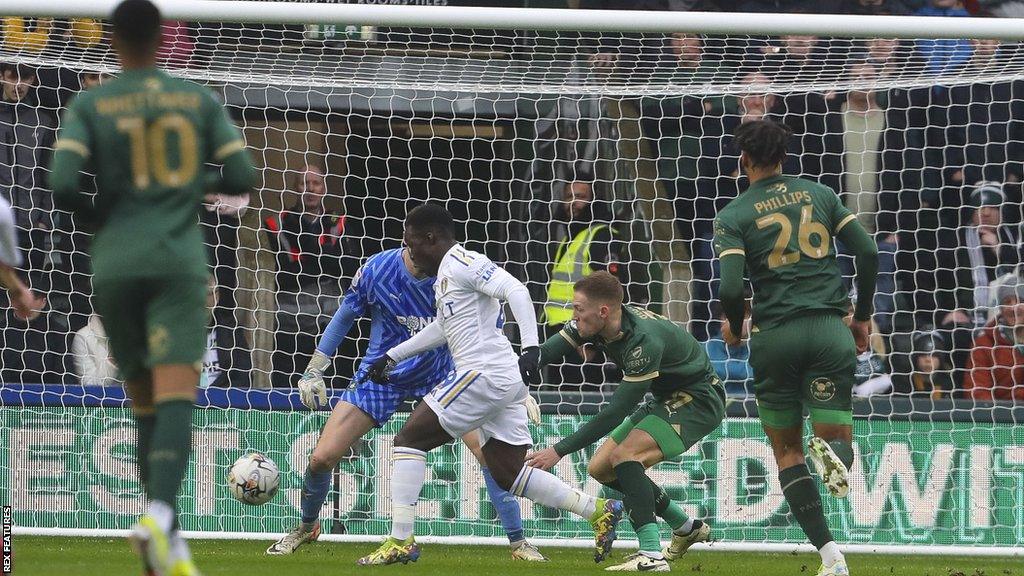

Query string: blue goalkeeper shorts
339 369 436 427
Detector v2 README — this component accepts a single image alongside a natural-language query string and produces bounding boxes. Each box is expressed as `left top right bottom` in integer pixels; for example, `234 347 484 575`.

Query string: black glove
366 354 397 383
518 346 542 386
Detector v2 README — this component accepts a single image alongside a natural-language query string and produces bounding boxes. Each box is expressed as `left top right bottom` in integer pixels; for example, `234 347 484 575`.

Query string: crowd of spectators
1 0 1024 403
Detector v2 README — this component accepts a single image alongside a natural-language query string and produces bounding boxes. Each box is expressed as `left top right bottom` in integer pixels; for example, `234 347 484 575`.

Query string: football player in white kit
357 204 623 566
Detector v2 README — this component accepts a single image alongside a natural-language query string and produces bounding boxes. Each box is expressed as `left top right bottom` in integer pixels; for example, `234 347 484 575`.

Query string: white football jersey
433 244 521 377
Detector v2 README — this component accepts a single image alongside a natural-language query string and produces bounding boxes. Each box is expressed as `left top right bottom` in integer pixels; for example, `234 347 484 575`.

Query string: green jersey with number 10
53 68 248 282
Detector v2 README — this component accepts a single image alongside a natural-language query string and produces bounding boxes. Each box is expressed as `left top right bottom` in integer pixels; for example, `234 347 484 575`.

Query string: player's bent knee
468 445 486 465
587 457 615 484
308 451 340 473
487 464 520 492
608 445 638 468
393 431 412 449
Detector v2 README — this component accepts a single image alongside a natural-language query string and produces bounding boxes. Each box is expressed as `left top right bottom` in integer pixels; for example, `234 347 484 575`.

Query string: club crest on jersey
625 345 649 371
810 377 837 402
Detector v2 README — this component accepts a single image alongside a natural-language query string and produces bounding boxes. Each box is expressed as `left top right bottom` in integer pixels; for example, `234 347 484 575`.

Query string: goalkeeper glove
297 350 331 410
523 393 542 425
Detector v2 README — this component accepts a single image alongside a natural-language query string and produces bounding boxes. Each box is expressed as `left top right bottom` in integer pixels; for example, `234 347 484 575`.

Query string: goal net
2 2 1024 554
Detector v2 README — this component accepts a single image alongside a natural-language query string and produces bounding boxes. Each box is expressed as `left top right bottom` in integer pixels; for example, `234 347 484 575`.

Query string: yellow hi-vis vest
544 224 609 325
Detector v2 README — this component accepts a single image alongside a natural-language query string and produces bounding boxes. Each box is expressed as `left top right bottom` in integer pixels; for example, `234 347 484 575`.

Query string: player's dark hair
406 203 455 239
734 120 792 169
575 270 624 305
111 0 163 50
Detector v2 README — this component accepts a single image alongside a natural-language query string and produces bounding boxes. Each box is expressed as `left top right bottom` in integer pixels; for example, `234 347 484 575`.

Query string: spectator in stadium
900 182 1017 381
265 164 360 387
541 179 630 388
0 62 61 384
203 183 251 336
543 180 618 327
79 70 112 90
890 330 956 397
841 61 885 234
963 281 1024 401
640 32 728 249
915 0 975 75
578 0 670 82
861 37 910 80
945 39 1024 191
846 0 914 14
703 299 753 397
200 277 252 388
986 263 1024 323
71 314 121 386
939 182 1020 327
0 63 56 267
776 91 846 197
688 71 790 339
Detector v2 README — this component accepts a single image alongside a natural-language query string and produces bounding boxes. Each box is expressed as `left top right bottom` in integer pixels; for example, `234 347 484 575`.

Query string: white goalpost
1 0 1023 557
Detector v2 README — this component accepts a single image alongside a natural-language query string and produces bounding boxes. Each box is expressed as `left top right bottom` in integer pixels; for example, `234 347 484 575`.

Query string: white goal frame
3 0 1023 557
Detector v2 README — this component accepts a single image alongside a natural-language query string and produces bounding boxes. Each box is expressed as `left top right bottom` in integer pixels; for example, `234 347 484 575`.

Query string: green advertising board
3 407 1023 547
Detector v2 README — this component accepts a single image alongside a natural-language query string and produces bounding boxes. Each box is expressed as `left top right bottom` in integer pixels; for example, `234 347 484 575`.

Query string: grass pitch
12 536 1022 576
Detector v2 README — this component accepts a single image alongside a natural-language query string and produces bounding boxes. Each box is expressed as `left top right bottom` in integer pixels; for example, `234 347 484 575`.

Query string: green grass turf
11 536 1022 576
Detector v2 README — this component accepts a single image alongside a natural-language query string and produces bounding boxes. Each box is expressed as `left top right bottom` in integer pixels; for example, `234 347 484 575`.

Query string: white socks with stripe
390 447 427 540
510 466 597 518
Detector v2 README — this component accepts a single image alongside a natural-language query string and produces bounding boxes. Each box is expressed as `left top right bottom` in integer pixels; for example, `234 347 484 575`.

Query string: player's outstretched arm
385 319 447 365
528 380 650 468
538 330 577 369
837 218 879 353
296 299 362 409
367 319 445 385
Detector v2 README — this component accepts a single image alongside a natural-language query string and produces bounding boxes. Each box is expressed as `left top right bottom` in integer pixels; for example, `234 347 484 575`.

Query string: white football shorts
423 368 532 447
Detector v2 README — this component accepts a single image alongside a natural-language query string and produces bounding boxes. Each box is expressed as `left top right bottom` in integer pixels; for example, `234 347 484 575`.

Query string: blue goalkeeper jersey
344 248 453 388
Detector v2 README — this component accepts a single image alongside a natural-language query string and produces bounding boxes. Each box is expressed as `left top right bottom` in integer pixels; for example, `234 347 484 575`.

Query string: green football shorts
748 312 856 429
92 274 208 381
609 378 726 460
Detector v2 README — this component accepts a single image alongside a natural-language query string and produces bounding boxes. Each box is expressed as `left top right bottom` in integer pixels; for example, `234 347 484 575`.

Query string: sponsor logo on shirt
396 315 434 336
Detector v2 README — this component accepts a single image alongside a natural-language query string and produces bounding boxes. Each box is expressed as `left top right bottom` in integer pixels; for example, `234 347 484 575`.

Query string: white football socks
390 447 427 541
148 500 175 534
819 541 844 566
674 518 695 535
170 532 191 562
510 466 597 518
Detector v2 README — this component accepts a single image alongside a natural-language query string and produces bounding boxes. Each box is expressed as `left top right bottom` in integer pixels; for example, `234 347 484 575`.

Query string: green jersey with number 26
713 174 856 331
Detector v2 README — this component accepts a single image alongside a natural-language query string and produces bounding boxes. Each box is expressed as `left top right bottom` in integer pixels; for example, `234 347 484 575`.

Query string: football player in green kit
49 1 255 574
527 271 725 572
713 120 878 576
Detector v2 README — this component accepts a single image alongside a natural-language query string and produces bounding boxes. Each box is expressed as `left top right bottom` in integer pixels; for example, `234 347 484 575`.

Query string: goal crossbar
2 0 1024 40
